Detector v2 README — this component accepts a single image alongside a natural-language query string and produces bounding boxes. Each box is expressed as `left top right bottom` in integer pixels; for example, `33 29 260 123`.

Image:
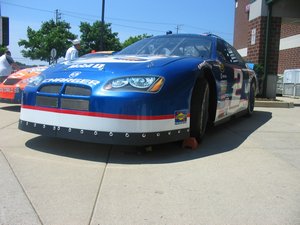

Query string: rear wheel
190 77 210 143
247 81 255 116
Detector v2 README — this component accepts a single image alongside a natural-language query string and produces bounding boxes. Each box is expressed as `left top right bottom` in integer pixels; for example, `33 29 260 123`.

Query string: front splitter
19 120 190 146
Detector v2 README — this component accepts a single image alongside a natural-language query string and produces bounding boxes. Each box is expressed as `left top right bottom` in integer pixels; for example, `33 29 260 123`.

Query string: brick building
233 0 300 97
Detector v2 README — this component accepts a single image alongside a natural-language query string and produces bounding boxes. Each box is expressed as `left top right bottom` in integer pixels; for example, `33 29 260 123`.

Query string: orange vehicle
0 66 48 103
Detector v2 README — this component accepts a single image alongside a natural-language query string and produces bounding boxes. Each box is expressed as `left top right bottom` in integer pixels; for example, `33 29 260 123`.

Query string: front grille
3 78 21 85
36 84 90 111
36 96 58 107
64 85 91 96
39 84 62 94
61 98 89 111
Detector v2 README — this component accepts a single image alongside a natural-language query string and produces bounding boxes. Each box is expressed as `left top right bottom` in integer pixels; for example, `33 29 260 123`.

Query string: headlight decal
104 76 164 93
111 78 129 88
149 77 164 92
128 77 156 89
26 74 45 87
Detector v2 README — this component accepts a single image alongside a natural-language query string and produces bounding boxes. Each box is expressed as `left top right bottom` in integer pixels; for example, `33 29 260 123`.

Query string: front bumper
0 87 22 103
19 106 190 146
20 77 192 145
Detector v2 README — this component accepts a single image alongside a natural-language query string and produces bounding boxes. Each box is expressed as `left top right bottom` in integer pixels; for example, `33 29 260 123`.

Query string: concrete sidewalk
0 103 300 225
255 95 300 108
277 95 300 106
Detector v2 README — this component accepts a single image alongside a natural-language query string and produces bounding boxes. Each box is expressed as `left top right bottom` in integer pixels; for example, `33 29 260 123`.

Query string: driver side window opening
217 39 244 65
217 39 232 63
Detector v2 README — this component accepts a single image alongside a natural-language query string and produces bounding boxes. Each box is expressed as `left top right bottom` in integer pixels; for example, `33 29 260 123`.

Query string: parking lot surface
0 102 300 225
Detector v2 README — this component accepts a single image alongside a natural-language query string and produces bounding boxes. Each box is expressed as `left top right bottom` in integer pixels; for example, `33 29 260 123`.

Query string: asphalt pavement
0 100 300 225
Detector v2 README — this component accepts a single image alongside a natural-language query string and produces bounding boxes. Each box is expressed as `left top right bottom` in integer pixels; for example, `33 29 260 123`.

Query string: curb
255 101 294 108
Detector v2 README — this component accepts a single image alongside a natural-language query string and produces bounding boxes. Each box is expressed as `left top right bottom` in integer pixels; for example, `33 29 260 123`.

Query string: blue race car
19 34 257 146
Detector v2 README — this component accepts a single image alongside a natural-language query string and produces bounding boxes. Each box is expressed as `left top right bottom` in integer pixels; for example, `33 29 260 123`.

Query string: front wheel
190 77 210 143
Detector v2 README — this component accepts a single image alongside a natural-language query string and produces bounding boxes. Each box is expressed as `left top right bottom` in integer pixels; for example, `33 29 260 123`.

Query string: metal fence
283 83 300 97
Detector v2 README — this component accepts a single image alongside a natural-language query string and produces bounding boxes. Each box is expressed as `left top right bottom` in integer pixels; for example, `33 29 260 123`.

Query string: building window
251 28 256 45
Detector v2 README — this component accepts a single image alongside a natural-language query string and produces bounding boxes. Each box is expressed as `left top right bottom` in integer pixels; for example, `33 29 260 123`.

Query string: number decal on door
229 69 243 113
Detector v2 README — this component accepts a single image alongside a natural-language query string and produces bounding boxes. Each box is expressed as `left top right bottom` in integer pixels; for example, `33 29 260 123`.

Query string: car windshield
117 36 212 59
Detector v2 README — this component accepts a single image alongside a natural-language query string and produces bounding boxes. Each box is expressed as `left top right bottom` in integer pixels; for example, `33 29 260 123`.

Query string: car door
215 39 249 120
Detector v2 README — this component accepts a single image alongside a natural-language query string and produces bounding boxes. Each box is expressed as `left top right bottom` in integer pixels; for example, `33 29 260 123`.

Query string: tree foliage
254 63 265 96
122 34 152 49
0 45 8 56
18 18 155 63
80 21 122 54
18 19 76 64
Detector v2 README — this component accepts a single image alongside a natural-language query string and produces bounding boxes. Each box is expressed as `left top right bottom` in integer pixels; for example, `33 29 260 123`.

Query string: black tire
190 77 210 143
247 81 255 116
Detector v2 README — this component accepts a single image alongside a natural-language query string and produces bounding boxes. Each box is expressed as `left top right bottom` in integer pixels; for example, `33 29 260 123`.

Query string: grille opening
64 85 91 96
39 84 62 94
61 98 89 111
36 96 58 107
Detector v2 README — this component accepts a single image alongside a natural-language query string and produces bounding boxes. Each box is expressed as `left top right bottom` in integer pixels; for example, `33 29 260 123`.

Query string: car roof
148 33 219 41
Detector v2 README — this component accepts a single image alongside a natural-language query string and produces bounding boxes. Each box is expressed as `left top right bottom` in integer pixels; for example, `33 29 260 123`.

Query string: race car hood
38 55 203 90
48 55 185 75
7 66 48 80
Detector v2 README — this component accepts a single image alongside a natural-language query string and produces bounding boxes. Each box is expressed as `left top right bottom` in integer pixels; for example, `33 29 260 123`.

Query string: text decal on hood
43 78 100 86
68 63 105 70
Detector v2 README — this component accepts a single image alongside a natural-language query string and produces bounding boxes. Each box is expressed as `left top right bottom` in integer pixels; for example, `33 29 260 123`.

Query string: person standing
0 51 19 83
65 39 81 61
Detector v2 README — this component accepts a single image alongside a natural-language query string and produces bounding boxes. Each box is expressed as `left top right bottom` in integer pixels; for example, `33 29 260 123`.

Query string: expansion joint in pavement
0 150 45 225
0 121 19 130
88 145 113 225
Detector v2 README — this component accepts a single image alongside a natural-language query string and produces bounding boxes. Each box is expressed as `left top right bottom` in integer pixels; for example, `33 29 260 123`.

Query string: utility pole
175 24 183 34
0 3 9 46
55 9 61 24
101 0 105 24
100 0 105 50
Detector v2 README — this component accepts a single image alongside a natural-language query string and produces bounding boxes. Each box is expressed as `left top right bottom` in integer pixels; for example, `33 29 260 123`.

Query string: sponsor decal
175 110 188 125
9 72 26 79
0 87 17 93
69 71 81 78
219 63 225 73
42 78 100 86
198 61 212 70
221 73 227 79
220 80 227 93
213 60 225 73
67 63 105 70
28 67 47 73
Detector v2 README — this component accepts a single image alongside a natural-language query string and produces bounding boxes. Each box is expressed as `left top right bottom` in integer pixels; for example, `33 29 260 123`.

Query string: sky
0 0 235 65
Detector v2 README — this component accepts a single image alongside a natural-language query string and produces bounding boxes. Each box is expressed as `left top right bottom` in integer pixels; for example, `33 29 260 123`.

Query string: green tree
122 34 152 49
0 45 7 55
18 19 76 64
79 21 121 54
